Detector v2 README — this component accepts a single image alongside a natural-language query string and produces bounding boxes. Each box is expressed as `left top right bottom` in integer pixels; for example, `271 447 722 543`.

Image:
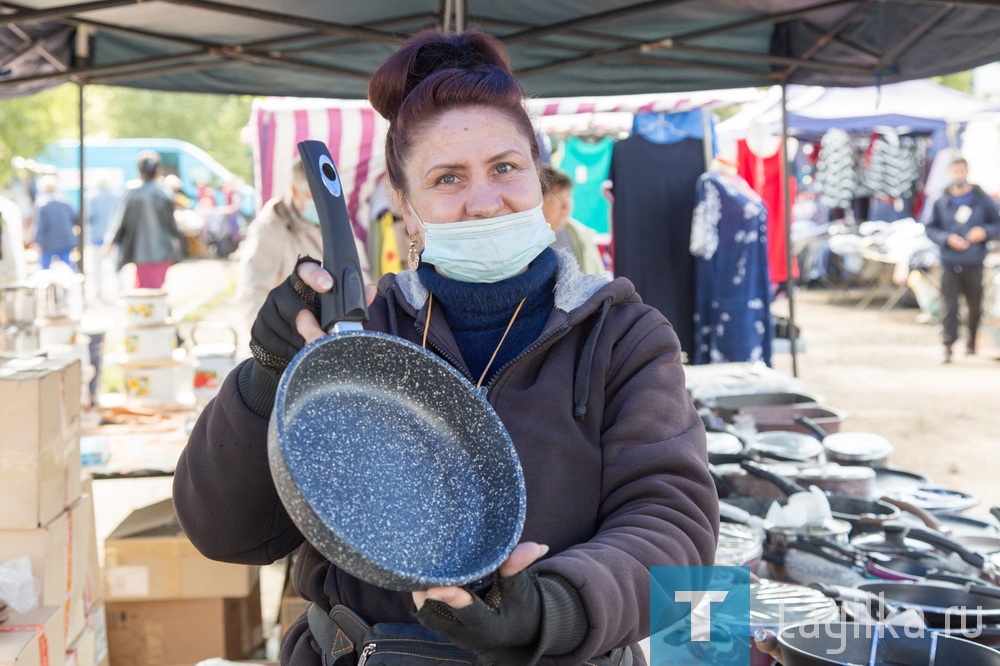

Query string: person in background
236 159 323 326
923 156 1000 363
174 28 716 666
32 174 79 271
541 165 606 276
104 150 183 289
85 174 120 300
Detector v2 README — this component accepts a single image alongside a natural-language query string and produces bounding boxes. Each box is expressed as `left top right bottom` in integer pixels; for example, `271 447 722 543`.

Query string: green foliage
0 84 80 183
86 86 255 182
933 71 974 95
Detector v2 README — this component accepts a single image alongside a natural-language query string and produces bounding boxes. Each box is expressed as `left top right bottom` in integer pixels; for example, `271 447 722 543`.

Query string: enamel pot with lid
189 322 239 405
268 141 526 592
795 415 894 467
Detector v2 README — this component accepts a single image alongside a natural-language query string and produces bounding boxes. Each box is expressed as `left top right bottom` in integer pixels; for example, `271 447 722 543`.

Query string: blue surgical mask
300 199 320 225
409 201 555 283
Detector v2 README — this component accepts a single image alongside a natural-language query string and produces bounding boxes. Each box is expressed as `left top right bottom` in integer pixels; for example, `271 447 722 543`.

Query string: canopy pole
77 81 86 274
780 82 798 377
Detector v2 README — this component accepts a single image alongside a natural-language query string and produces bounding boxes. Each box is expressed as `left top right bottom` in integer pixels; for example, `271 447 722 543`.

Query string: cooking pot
707 391 821 422
0 285 37 326
778 621 1000 665
122 289 170 326
32 270 84 320
38 317 78 349
795 464 876 500
0 325 40 357
267 141 526 592
123 324 177 362
737 461 901 533
715 522 764 571
795 415 894 467
749 430 826 465
189 322 238 405
741 404 845 435
121 360 192 406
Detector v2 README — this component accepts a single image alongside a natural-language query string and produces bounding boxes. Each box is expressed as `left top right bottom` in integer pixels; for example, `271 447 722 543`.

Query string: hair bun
368 29 513 123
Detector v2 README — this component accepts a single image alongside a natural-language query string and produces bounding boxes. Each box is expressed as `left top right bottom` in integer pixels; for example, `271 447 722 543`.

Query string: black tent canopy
3 0 1000 98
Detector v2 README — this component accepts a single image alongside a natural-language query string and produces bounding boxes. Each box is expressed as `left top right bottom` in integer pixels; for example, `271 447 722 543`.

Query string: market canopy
717 79 999 139
4 1 1000 99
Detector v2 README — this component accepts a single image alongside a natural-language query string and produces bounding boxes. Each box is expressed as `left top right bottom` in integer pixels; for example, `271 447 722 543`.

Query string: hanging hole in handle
318 155 342 197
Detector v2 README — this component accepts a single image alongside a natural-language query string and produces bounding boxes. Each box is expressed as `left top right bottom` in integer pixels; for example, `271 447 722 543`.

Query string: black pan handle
710 466 736 500
906 527 986 570
808 583 894 621
297 140 368 331
991 506 1000 525
793 414 828 441
967 583 1000 600
709 452 756 466
739 460 807 497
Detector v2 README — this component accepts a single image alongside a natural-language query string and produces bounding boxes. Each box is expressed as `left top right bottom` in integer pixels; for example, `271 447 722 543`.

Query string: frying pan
778 621 1000 665
267 140 526 591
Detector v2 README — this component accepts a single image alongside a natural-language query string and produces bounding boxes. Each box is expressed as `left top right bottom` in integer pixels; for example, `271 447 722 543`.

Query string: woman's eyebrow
427 150 525 175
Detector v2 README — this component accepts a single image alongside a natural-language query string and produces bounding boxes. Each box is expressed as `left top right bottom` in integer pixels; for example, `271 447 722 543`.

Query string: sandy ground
86 259 1000 662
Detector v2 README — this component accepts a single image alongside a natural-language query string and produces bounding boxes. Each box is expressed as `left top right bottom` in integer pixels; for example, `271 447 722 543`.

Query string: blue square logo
650 566 751 665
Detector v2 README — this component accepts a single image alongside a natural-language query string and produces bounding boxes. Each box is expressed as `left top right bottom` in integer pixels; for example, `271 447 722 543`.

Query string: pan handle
710 466 736 500
808 583 894 621
793 414 828 441
879 496 948 534
297 140 369 331
905 527 986 571
991 506 1000 525
739 460 807 497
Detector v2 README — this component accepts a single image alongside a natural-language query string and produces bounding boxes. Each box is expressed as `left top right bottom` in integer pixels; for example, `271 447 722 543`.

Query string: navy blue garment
924 185 1000 268
33 197 78 254
417 247 557 383
690 171 772 366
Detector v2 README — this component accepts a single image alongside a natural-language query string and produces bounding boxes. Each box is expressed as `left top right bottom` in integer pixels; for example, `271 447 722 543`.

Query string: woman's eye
437 174 458 185
495 163 516 175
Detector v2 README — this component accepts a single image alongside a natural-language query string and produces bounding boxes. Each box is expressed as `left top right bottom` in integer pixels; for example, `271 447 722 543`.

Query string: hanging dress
558 136 615 237
737 138 798 284
691 170 772 366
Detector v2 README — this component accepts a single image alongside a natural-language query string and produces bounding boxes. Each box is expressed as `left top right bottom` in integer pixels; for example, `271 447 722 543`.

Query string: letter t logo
674 591 729 641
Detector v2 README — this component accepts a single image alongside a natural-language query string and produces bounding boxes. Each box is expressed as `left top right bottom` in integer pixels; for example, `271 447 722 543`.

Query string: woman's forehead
411 107 532 165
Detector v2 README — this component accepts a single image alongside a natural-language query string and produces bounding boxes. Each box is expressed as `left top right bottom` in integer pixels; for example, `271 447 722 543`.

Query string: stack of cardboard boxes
0 357 108 666
103 498 263 666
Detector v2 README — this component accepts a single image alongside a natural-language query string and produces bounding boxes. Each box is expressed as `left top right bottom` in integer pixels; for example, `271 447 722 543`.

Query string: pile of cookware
688 362 1000 665
118 289 190 406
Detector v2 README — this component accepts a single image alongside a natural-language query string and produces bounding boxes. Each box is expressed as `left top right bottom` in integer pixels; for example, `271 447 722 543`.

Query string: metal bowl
268 330 526 591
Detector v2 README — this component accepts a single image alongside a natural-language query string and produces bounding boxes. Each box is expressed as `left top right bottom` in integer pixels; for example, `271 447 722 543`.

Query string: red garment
135 262 171 289
737 139 799 283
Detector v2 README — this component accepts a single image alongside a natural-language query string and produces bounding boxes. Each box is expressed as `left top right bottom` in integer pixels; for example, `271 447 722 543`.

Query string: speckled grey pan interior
268 330 526 591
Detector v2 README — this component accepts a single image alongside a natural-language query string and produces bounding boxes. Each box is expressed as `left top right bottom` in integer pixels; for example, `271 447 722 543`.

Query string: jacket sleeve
237 217 286 326
980 192 1000 240
173 359 305 565
923 199 950 247
531 307 718 664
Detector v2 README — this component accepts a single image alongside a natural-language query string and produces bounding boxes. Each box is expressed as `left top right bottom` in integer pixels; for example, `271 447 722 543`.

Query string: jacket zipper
357 642 376 666
484 324 571 392
414 320 475 383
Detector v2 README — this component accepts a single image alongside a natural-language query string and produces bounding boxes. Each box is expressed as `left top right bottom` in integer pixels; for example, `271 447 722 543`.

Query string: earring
407 238 419 271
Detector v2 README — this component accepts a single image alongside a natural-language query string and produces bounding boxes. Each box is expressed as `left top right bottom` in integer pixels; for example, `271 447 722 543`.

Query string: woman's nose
464 180 505 218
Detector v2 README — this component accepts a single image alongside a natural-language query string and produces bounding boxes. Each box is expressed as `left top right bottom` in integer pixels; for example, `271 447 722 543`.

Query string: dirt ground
769 286 1000 520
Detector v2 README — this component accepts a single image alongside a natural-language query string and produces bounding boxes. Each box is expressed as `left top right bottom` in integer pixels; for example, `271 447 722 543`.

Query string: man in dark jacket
924 157 1000 363
32 174 79 271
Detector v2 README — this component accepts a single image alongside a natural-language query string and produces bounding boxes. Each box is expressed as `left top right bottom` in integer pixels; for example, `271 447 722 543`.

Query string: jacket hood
383 248 637 324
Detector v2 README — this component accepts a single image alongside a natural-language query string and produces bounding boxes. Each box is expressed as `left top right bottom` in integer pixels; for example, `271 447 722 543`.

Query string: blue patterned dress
691 171 772 365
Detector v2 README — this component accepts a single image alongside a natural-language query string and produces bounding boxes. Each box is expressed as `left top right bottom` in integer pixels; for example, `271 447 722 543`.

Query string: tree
85 86 255 182
0 84 79 184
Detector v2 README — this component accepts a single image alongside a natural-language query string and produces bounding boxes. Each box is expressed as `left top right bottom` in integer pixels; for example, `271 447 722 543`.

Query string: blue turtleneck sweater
417 248 558 383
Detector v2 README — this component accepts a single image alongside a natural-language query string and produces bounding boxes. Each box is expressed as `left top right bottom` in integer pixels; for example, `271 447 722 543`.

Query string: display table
82 408 194 479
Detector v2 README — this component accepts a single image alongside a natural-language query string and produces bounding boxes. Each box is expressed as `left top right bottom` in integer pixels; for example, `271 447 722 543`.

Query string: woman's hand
412 542 548 611
412 542 551 666
249 258 378 374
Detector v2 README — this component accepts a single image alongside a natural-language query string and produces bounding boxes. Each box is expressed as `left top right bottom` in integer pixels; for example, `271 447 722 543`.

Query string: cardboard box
103 499 258 602
0 495 93 644
66 600 108 666
105 581 263 666
279 576 309 639
0 357 82 529
0 605 65 666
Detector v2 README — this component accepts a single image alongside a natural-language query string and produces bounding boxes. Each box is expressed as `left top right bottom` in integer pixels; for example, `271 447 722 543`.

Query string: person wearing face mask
924 156 1000 363
236 158 369 326
174 29 717 666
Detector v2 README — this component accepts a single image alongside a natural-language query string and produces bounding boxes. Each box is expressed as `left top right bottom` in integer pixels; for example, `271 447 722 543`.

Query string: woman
173 29 717 666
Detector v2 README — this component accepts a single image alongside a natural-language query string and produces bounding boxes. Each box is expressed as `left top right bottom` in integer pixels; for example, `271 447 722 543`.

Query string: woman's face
542 185 572 233
400 106 540 236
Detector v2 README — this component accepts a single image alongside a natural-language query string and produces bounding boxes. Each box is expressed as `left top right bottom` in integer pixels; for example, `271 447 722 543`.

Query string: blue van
38 137 257 216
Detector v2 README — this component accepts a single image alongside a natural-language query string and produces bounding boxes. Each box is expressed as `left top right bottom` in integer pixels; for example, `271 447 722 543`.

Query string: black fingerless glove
415 572 587 666
239 256 321 417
